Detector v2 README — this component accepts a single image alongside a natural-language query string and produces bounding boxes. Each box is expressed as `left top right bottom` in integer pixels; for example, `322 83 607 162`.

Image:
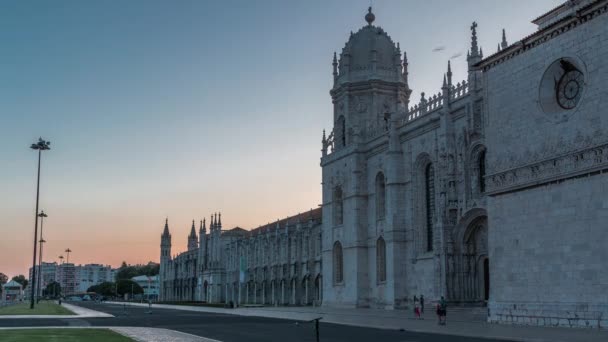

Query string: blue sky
0 0 562 277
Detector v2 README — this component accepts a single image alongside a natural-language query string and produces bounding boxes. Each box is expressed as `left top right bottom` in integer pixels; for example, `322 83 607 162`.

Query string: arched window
376 172 386 220
425 163 435 252
333 186 343 226
376 237 386 282
337 116 346 147
478 150 486 193
333 241 343 284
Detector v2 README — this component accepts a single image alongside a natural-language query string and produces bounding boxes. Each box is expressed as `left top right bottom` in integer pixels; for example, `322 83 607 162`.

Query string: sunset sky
0 0 561 278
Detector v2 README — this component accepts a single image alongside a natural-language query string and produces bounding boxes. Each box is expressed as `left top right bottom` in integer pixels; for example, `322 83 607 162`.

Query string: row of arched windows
330 151 487 283
333 237 387 285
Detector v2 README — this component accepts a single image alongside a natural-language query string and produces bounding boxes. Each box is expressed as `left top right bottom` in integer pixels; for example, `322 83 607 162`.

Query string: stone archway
448 209 489 304
462 218 488 302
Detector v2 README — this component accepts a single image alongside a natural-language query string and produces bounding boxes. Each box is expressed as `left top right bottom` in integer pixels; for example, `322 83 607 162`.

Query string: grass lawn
0 329 133 341
0 302 74 315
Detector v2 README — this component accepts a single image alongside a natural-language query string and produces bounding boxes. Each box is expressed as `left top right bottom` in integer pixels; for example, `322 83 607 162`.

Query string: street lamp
65 248 72 264
30 137 50 309
36 211 48 303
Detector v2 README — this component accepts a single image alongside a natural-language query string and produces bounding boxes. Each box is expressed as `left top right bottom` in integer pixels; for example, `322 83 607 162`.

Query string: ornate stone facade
160 210 323 306
160 1 608 328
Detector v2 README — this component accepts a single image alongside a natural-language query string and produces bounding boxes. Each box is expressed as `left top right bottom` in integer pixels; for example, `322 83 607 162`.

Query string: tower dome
335 7 404 85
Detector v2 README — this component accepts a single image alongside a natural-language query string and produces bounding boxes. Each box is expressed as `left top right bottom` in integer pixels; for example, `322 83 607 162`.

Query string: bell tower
327 7 411 153
160 218 172 301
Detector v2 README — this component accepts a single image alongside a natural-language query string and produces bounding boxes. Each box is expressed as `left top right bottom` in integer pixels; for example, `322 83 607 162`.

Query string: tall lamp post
65 248 72 264
36 211 48 303
30 138 51 309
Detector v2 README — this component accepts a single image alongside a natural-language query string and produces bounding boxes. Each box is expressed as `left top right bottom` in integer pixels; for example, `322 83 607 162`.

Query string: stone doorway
448 209 489 305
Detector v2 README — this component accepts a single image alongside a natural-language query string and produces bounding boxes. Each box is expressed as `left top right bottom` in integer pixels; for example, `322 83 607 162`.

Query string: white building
2 280 24 302
132 275 159 300
29 262 113 296
161 1 608 328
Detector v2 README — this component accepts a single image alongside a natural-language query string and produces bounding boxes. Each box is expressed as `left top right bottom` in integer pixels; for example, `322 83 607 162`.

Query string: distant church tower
159 218 172 301
187 220 198 251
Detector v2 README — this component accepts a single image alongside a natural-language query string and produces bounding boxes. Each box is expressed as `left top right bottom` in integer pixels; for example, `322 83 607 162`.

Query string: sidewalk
108 301 608 342
0 326 219 342
0 302 113 319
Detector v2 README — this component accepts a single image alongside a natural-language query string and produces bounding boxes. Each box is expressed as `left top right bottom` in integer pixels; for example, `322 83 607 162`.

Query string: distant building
2 280 24 302
29 262 113 296
160 210 323 305
132 275 159 300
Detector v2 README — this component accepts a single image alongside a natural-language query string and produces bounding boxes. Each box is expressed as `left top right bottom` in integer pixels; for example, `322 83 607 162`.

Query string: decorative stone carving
487 142 608 194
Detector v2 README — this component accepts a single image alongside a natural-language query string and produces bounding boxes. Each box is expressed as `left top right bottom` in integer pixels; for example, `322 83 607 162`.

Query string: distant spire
443 74 447 88
332 52 338 81
190 220 196 237
199 220 204 234
470 21 479 57
501 28 508 49
447 60 453 86
218 212 222 227
365 6 375 26
162 218 170 237
402 51 409 87
497 43 501 53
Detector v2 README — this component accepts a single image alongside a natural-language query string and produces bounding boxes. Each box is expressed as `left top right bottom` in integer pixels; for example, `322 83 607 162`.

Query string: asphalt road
0 302 514 342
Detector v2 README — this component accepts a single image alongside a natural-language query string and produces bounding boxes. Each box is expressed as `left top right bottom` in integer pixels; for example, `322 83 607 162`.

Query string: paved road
0 302 515 342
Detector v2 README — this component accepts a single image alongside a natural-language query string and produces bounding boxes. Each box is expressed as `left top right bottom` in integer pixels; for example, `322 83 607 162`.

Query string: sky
0 0 563 278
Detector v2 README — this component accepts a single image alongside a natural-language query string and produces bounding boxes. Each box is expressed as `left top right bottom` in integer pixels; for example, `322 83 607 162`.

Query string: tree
87 282 115 297
116 279 143 297
115 262 160 280
11 275 28 289
43 281 61 298
0 273 8 286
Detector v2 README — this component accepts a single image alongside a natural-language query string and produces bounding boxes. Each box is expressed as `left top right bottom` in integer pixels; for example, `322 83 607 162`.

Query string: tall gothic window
376 172 386 220
333 241 343 284
334 186 343 226
425 163 435 252
479 150 486 193
337 116 346 147
376 237 386 283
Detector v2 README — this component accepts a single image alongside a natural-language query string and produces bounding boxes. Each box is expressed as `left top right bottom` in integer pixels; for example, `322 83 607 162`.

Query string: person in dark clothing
438 296 447 325
420 294 425 314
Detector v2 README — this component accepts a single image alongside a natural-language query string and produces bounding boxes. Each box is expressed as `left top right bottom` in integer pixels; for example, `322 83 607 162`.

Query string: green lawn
0 302 74 315
0 329 133 342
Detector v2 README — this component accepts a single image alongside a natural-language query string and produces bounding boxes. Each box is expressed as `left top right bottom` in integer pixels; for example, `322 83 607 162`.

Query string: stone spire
162 218 170 237
332 52 338 83
218 212 222 228
447 60 453 87
470 21 480 58
501 28 508 50
402 51 409 86
201 218 206 233
189 220 196 237
188 219 198 251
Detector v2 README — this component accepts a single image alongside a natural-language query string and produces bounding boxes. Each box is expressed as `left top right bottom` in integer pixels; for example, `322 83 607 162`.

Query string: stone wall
484 2 608 328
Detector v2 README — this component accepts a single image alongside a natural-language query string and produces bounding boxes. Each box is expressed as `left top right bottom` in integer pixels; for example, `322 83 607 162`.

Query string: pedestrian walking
420 294 424 314
438 296 447 325
413 295 421 319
